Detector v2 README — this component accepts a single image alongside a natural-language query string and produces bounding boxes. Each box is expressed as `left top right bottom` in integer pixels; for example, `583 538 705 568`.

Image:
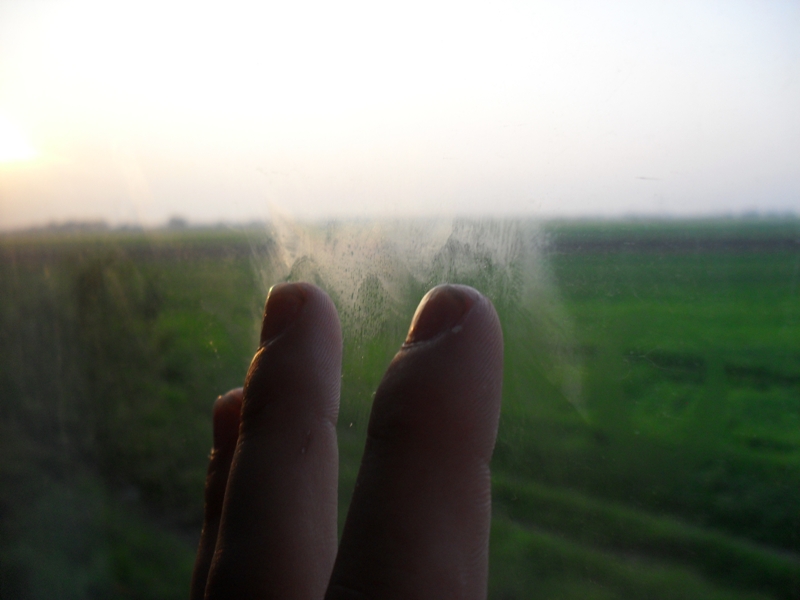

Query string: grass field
0 218 798 599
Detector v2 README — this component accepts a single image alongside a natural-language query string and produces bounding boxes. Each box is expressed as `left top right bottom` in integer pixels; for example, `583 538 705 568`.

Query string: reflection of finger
189 388 242 600
327 285 504 599
205 283 342 600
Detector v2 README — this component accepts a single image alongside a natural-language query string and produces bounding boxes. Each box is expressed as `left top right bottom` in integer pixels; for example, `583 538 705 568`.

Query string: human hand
190 283 504 599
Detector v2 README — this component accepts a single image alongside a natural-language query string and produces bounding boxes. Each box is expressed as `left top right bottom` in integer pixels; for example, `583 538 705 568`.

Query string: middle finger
204 283 342 600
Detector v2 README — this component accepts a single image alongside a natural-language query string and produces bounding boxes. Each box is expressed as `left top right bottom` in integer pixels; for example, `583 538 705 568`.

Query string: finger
327 284 504 599
205 282 342 600
190 388 242 600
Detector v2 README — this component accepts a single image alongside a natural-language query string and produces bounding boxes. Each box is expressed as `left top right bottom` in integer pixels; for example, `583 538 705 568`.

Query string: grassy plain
0 219 798 599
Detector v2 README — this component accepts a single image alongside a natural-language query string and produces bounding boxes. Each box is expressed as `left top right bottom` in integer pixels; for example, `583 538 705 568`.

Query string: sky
0 0 798 229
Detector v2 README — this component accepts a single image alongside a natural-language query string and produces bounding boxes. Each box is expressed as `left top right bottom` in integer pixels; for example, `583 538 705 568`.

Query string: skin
190 282 504 600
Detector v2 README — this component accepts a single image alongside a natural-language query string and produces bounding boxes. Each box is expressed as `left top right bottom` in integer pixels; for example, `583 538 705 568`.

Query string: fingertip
404 284 478 345
243 282 341 426
373 284 504 454
212 388 242 452
260 283 308 345
403 284 502 359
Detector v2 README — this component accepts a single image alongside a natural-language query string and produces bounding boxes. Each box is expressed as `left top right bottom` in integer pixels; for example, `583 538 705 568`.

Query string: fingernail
260 283 307 345
405 285 476 344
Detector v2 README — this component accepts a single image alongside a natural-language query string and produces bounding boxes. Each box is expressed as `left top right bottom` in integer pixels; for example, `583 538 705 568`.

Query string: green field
1 219 798 599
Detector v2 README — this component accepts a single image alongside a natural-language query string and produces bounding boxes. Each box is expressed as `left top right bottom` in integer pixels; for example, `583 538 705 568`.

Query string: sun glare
0 115 37 163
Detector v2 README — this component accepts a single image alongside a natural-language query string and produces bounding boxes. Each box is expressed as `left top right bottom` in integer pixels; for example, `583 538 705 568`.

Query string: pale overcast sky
0 0 798 228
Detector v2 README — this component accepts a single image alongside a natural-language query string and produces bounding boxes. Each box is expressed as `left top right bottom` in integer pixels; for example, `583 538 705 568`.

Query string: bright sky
0 0 798 229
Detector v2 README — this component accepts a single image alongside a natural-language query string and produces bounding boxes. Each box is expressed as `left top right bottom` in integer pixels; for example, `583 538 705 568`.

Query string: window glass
1 2 798 599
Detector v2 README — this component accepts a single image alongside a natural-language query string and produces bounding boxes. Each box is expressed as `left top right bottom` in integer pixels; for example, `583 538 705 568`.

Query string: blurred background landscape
1 0 799 597
1 216 798 599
